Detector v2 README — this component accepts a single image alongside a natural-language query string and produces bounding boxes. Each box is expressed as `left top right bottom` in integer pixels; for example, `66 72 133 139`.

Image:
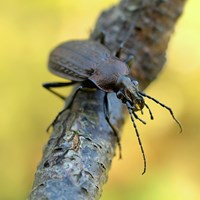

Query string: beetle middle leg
95 31 106 45
115 46 135 68
103 93 122 159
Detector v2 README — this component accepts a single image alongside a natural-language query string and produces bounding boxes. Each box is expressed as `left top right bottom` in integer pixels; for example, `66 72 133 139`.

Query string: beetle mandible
43 39 182 174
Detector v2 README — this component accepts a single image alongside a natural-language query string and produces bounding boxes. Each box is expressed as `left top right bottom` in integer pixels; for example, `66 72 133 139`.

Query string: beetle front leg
104 93 122 159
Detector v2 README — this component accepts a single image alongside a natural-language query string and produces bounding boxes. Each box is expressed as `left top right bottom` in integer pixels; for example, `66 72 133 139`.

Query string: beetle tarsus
46 107 69 132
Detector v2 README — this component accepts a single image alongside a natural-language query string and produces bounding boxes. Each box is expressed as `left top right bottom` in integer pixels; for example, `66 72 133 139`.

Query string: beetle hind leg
46 85 83 132
46 107 68 132
43 81 77 100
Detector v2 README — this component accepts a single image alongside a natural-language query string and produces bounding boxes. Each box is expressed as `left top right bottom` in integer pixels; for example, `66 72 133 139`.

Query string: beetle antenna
144 103 154 120
132 112 146 125
126 102 147 175
139 92 182 133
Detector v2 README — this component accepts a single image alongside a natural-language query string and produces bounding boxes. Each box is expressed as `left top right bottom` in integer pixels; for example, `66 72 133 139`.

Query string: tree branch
28 0 186 199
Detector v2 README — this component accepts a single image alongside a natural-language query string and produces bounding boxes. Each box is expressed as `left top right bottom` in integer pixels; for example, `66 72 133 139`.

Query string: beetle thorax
116 76 145 111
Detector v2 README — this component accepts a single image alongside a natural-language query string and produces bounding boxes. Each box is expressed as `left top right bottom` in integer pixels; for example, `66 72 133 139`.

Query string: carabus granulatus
43 39 182 174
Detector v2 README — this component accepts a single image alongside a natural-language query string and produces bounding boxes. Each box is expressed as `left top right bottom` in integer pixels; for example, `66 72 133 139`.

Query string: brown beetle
43 40 182 174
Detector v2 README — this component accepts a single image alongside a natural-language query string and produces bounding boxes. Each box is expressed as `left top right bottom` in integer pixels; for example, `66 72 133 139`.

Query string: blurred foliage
0 0 199 199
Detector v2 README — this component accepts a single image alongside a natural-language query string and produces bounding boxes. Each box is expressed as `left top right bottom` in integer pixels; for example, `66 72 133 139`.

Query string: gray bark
28 0 186 199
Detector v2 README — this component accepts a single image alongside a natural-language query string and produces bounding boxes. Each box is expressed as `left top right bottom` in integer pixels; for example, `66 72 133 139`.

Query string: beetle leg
43 81 77 100
97 31 106 45
46 85 83 132
124 54 135 68
115 42 125 58
115 46 123 58
103 93 122 159
46 107 68 132
65 85 83 109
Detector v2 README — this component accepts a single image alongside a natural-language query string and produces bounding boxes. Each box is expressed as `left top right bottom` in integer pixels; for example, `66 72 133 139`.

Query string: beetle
43 39 182 174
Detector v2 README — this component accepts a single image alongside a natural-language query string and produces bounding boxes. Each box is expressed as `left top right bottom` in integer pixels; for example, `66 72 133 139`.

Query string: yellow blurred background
0 0 200 199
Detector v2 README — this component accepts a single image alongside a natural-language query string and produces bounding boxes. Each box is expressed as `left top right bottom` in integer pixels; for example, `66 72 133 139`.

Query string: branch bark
29 0 186 199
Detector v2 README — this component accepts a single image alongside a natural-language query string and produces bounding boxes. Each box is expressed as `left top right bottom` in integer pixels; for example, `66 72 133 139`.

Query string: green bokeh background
0 0 200 199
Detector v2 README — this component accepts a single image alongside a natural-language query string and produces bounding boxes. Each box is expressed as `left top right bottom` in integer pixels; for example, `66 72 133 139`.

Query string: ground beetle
43 39 182 174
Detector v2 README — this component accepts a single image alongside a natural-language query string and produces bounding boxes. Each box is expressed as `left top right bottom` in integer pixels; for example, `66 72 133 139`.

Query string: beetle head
116 76 145 111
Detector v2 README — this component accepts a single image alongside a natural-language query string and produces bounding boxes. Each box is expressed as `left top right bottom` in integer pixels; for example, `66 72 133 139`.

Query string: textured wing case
48 40 111 81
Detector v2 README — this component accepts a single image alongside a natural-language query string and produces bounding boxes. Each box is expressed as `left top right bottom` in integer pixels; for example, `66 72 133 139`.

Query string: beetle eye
116 91 124 100
132 80 139 87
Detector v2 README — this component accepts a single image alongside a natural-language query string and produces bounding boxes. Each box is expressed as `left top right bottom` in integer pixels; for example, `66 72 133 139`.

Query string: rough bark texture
29 0 186 199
